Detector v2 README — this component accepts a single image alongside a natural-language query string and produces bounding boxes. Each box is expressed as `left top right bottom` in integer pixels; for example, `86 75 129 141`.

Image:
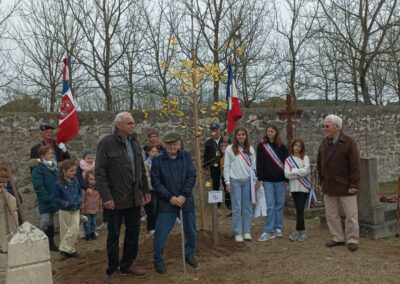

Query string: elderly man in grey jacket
96 112 150 284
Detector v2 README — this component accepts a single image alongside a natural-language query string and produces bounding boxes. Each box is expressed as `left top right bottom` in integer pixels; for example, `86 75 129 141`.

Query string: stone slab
0 253 6 284
6 261 52 284
7 222 49 268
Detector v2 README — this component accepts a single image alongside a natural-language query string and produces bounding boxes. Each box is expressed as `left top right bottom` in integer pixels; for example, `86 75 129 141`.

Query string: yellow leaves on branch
141 109 149 119
160 97 185 118
210 101 227 116
171 60 226 95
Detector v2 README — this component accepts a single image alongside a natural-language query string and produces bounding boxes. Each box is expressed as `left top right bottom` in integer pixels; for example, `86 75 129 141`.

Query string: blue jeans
153 210 196 264
230 178 253 236
263 182 286 233
84 214 97 235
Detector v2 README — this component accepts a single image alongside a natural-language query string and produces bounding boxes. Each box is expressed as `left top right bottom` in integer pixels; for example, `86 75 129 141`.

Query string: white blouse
284 155 311 193
224 144 256 185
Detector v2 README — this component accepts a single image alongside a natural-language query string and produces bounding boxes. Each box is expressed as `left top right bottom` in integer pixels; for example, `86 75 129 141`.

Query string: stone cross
276 92 303 148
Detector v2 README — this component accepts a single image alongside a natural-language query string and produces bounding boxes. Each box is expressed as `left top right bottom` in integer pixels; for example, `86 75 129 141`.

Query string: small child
76 149 95 190
284 139 311 242
144 145 159 235
81 171 101 240
53 160 82 260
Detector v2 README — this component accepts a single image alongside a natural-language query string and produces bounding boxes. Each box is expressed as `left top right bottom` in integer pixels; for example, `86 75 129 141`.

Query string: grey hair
114 112 132 126
325 114 342 129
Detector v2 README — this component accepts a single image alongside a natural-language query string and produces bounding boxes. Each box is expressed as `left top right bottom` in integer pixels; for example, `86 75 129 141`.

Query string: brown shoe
108 271 120 284
325 240 345 247
348 243 358 252
120 266 147 278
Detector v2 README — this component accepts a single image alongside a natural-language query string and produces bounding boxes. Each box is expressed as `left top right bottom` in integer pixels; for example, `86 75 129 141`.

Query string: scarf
41 159 58 171
80 159 95 178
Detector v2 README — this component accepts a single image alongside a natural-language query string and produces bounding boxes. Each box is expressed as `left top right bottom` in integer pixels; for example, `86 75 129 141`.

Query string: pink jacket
81 187 101 215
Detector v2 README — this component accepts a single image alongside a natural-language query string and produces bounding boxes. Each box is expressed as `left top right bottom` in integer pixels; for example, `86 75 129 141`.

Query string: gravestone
6 222 53 284
358 158 396 239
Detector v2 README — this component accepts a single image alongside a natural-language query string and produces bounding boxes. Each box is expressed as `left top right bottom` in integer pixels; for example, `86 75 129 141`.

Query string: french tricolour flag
57 58 79 144
226 59 242 134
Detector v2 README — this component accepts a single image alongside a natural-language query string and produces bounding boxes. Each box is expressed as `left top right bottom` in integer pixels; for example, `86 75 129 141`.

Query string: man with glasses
317 114 360 252
96 112 150 283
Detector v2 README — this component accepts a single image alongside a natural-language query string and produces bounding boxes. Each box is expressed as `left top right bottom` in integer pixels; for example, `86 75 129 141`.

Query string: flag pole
190 0 205 234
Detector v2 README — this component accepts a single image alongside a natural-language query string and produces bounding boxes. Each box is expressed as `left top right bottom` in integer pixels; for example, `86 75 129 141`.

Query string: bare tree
319 0 399 105
12 0 65 111
67 0 133 110
228 1 278 107
274 0 319 101
140 0 180 99
0 0 20 88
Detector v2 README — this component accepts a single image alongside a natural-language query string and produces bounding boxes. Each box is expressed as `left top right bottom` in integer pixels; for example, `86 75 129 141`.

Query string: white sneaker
79 224 86 239
243 233 252 241
274 229 283 237
235 235 244 242
257 232 276 242
97 222 107 230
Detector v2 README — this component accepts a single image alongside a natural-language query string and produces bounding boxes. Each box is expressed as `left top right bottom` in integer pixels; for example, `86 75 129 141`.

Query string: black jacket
256 142 289 182
95 131 149 209
30 140 70 163
203 136 225 169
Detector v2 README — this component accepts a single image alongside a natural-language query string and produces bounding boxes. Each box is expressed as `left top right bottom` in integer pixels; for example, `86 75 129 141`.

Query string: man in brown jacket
317 114 360 252
96 112 150 283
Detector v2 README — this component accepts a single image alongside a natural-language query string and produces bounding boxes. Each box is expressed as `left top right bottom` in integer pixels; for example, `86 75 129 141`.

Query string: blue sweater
53 179 82 211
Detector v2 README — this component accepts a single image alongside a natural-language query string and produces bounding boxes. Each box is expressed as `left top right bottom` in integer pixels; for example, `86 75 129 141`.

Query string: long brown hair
290 138 306 159
59 160 77 181
262 124 283 147
232 126 252 156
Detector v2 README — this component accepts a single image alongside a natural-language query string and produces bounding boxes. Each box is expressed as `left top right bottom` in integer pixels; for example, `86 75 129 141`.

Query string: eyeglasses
323 125 330 128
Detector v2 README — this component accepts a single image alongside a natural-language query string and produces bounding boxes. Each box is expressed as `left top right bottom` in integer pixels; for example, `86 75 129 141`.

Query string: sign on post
208 191 223 204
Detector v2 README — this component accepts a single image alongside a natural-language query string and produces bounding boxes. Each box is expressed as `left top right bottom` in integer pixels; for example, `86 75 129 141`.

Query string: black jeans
103 208 110 223
292 192 308 231
106 206 141 275
144 191 157 231
210 166 231 209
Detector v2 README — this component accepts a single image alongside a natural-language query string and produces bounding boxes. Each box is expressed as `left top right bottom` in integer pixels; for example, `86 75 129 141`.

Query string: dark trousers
210 166 231 209
292 192 308 231
144 191 157 231
103 208 110 223
106 206 141 275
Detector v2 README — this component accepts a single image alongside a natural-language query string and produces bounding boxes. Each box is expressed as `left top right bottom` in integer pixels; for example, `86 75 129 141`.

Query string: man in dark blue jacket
151 132 198 274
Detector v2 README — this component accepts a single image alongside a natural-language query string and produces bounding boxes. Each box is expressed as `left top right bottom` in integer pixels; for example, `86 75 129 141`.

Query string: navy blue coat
151 150 196 212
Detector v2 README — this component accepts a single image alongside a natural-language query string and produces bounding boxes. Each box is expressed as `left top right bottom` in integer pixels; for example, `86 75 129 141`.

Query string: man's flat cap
162 132 181 143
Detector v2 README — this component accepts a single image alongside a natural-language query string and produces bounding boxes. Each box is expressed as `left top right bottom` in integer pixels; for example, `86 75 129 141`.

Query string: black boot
91 232 98 240
47 225 59 252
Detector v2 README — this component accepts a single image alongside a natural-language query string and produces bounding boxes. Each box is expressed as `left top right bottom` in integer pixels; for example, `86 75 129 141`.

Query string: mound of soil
51 207 400 284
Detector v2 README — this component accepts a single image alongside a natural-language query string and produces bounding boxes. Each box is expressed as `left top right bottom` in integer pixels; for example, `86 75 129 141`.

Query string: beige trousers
59 210 80 253
324 194 359 244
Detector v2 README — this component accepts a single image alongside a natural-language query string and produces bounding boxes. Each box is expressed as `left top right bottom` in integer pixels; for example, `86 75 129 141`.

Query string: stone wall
0 105 399 225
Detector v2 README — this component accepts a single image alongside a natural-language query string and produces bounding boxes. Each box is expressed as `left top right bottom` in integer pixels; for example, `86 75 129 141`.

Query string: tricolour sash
285 156 317 208
238 146 257 204
262 143 284 171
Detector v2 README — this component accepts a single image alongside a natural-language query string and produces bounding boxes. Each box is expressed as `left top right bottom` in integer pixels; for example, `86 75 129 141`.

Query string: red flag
57 58 79 143
227 67 242 134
